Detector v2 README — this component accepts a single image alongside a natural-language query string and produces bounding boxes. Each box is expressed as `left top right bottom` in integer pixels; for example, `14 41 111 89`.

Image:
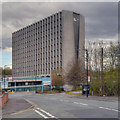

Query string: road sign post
42 84 43 93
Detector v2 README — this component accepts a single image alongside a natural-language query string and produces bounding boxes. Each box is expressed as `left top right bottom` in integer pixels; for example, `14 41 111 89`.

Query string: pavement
2 97 32 115
2 92 119 119
66 94 118 102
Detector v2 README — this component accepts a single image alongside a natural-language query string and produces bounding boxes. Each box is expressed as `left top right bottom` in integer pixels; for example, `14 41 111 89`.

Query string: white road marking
74 102 88 106
36 107 55 118
99 107 104 109
99 107 120 112
105 108 112 110
79 103 88 106
34 109 48 119
111 109 119 112
74 102 79 104
63 100 69 102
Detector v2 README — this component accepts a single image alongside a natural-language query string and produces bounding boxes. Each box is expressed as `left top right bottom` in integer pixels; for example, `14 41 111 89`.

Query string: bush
73 86 82 91
89 79 101 96
36 87 64 93
51 68 65 87
0 88 2 92
52 87 64 92
89 68 118 96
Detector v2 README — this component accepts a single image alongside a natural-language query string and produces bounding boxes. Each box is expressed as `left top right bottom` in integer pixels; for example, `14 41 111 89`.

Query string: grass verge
66 91 82 95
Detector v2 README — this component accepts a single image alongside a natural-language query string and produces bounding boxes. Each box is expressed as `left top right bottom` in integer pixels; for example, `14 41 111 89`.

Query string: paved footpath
64 93 118 102
2 95 32 115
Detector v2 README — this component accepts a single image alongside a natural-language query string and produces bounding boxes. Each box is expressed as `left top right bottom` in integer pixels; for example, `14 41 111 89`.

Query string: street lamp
15 69 19 92
79 48 89 98
34 69 37 90
3 65 7 89
3 64 12 90
86 49 89 98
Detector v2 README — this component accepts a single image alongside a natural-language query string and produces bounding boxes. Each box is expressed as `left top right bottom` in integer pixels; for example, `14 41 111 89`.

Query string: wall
0 91 9 108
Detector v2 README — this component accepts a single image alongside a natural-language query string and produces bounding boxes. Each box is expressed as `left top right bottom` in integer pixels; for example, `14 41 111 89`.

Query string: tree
103 66 118 96
88 41 119 96
0 67 12 76
102 42 119 96
66 59 86 90
0 67 3 76
51 68 65 88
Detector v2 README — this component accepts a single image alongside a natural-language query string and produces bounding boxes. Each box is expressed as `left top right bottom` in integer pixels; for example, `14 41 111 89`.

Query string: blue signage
1 82 8 89
42 78 52 92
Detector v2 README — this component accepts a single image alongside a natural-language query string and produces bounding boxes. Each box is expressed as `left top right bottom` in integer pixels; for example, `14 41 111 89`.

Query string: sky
0 1 118 68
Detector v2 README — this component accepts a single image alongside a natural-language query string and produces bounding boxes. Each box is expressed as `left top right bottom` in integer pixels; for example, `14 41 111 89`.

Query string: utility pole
4 66 5 89
80 48 89 97
86 49 89 98
34 69 37 90
3 64 12 90
4 65 7 89
101 47 103 96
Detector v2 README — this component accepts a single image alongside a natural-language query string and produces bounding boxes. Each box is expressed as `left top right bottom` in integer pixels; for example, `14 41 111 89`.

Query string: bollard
4 93 8 103
2 94 5 108
27 89 29 93
12 91 14 94
2 91 4 94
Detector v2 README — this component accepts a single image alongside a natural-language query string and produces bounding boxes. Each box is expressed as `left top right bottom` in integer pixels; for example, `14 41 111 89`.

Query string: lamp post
100 47 103 96
3 64 12 90
98 41 105 96
34 69 37 90
15 69 19 92
85 49 89 98
3 65 7 89
79 48 89 98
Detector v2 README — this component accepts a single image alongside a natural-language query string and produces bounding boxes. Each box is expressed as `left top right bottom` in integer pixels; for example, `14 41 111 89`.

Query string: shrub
52 87 64 92
0 88 2 92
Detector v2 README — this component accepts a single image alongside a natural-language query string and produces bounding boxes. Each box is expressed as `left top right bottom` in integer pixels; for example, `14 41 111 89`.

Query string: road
2 92 119 119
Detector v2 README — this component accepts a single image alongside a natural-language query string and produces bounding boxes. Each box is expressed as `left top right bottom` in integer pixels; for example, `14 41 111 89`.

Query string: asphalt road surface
2 92 119 119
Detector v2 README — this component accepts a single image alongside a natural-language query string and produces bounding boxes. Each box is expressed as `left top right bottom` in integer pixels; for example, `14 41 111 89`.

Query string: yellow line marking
24 99 37 107
11 99 37 115
11 106 33 115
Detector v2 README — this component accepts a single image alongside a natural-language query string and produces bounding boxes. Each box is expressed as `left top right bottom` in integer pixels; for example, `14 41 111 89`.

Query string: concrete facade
12 10 85 78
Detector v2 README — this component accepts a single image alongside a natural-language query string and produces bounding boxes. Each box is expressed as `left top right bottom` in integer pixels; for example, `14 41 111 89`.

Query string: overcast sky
1 2 118 67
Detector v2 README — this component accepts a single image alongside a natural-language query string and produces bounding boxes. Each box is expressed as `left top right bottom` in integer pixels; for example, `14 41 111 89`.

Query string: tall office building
12 10 85 78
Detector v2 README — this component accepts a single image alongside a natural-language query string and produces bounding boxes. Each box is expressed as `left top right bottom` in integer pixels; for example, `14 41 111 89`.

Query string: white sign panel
43 81 51 85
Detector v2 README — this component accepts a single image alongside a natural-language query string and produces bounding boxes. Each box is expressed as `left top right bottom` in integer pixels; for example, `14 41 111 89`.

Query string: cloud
1 47 12 52
2 2 118 50
1 0 119 2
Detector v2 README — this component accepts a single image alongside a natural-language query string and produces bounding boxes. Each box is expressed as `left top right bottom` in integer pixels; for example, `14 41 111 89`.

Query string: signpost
1 82 8 89
88 76 90 82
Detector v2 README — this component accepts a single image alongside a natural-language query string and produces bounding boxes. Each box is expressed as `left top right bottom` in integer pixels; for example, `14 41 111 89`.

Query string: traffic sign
43 81 51 86
42 78 52 92
1 82 8 89
88 76 90 82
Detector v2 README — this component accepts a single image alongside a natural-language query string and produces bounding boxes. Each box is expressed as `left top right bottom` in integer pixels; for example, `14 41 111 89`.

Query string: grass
66 91 82 95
